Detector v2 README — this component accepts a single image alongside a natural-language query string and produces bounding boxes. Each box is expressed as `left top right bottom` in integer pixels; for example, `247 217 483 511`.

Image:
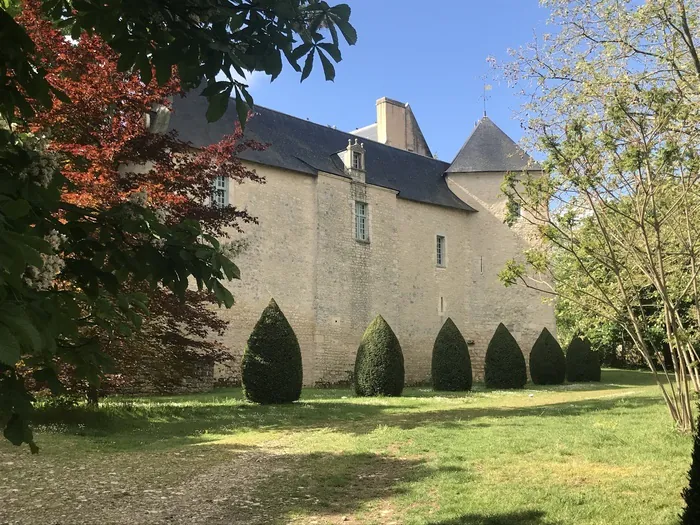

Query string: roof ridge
252 103 448 166
352 123 377 133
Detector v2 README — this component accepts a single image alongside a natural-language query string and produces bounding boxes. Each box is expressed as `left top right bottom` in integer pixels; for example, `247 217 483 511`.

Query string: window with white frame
355 201 368 241
436 235 446 267
352 150 363 170
212 176 229 207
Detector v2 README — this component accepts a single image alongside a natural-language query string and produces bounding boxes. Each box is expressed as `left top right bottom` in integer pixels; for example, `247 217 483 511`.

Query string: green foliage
682 411 700 524
484 323 527 389
529 328 565 385
4 1 356 125
0 0 355 451
354 315 404 397
431 318 472 391
241 299 303 404
496 0 700 431
566 337 601 382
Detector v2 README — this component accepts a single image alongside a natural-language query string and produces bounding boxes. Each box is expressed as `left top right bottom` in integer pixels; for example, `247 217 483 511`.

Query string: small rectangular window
436 235 446 267
352 151 362 170
355 201 368 241
212 176 229 207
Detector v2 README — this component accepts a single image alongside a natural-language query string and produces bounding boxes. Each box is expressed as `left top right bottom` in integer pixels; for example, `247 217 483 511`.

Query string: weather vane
480 83 492 117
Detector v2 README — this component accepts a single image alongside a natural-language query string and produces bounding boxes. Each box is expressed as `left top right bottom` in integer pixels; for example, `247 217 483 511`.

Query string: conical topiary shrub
566 336 601 382
529 327 566 385
431 318 472 391
241 298 303 404
484 323 527 389
681 412 700 524
354 315 404 397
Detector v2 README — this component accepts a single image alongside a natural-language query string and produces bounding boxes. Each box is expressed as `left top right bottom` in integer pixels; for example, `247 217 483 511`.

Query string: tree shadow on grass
149 449 434 525
0 445 435 525
30 391 664 452
427 510 559 525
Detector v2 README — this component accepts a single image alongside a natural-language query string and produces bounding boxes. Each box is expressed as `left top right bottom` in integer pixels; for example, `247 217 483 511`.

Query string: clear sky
244 0 550 162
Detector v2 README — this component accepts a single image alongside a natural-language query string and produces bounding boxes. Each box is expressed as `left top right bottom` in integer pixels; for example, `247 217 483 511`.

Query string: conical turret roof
446 116 540 173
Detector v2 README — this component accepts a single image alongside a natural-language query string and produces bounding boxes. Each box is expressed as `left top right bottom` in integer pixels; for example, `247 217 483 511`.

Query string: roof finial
481 83 492 117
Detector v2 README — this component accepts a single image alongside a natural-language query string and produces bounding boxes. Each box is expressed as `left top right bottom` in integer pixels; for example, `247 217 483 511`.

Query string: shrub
432 318 472 391
354 315 405 396
241 298 303 404
682 411 700 524
566 336 602 382
484 323 527 389
529 327 566 385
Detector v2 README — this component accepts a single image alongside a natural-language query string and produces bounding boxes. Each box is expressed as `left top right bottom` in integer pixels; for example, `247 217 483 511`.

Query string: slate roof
351 123 378 141
446 116 541 173
169 93 476 212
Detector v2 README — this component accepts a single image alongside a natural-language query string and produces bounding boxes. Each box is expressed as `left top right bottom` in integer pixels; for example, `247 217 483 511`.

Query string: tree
354 315 405 397
15 2 267 396
566 337 601 383
431 318 472 391
682 411 700 524
497 0 700 431
529 327 565 385
1 0 356 450
241 298 303 404
484 323 527 389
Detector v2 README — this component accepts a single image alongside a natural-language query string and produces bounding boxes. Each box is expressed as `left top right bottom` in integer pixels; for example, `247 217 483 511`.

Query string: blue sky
245 0 550 162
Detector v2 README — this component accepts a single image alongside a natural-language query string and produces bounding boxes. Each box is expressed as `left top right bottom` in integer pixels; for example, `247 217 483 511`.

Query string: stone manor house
168 95 556 385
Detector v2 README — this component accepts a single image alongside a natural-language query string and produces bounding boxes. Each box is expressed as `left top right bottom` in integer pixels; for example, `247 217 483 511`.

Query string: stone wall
312 172 400 384
447 171 557 378
104 360 215 395
215 161 318 385
215 163 555 386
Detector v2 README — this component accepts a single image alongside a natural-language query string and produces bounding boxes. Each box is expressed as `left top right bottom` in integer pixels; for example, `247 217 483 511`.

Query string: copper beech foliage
18 0 265 395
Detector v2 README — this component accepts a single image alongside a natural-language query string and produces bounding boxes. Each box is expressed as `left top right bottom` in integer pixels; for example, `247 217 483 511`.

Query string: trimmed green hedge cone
241 298 303 404
484 323 527 389
529 327 566 385
431 318 472 391
566 336 601 382
354 315 405 397
681 411 700 524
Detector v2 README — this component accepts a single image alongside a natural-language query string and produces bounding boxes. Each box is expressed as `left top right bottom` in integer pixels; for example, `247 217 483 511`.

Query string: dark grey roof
446 116 541 173
351 123 378 141
169 93 475 212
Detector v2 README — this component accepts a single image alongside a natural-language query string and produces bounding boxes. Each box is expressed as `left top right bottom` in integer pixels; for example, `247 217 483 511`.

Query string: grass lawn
0 369 693 525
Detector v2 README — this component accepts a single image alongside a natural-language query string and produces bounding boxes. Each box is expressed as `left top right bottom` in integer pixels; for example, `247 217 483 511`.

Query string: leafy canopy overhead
3 0 357 124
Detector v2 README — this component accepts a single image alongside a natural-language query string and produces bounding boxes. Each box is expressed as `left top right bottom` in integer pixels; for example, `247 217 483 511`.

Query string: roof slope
446 116 540 173
351 123 378 141
170 94 475 212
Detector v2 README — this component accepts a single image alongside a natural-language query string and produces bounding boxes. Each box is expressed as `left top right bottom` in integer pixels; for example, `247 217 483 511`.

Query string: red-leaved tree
18 0 264 396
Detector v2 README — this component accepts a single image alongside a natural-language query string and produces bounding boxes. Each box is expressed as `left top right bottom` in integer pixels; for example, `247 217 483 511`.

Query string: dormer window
344 139 365 181
352 151 362 170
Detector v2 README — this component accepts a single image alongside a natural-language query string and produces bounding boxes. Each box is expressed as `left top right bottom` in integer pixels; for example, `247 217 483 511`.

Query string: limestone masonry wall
215 163 555 386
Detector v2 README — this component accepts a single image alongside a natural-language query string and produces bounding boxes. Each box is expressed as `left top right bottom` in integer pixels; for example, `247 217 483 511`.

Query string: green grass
0 369 693 524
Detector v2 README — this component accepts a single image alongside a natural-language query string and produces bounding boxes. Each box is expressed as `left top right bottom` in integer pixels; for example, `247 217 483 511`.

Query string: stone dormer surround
342 138 366 183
